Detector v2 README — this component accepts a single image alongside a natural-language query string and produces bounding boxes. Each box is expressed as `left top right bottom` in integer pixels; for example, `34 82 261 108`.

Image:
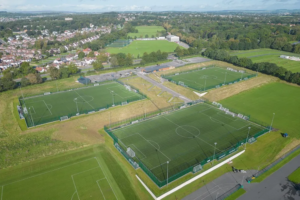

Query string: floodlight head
214 142 217 145
248 127 251 129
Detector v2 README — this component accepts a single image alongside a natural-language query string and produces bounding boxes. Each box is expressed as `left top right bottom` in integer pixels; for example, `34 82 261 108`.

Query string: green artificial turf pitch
0 157 117 200
163 67 254 92
21 81 143 127
112 103 265 182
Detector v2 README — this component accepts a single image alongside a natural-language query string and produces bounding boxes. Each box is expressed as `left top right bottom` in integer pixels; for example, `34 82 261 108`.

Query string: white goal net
193 164 203 173
60 116 69 121
44 92 51 95
127 147 136 158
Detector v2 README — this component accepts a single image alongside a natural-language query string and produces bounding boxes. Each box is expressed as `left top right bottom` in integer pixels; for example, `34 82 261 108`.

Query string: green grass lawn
111 103 266 187
0 145 137 200
220 82 300 138
163 66 254 91
21 81 144 127
106 40 179 58
230 49 300 72
128 26 165 38
288 167 300 184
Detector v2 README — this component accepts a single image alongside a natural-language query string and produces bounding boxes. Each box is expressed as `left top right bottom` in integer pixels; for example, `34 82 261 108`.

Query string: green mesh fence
19 81 146 128
162 67 257 92
104 101 269 188
105 39 133 48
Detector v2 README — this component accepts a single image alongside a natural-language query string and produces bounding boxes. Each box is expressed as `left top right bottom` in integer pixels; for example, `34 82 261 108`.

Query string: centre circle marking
73 96 94 103
176 125 200 138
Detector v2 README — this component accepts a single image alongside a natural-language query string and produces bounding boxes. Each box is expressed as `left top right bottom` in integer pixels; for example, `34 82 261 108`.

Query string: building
166 35 180 43
65 18 73 21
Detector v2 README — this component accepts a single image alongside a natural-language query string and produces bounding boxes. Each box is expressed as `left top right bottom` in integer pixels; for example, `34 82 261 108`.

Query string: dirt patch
275 139 300 160
204 74 277 102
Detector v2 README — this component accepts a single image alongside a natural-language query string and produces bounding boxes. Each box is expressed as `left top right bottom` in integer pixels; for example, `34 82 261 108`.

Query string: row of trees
49 63 80 80
140 50 168 65
174 46 200 57
203 48 300 85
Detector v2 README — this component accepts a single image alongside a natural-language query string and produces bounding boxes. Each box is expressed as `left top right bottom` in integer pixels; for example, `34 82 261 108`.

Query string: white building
166 35 180 43
65 18 73 21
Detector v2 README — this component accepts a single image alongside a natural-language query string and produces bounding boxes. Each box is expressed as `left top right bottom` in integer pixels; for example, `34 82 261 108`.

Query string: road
136 72 192 103
183 153 300 200
239 154 300 200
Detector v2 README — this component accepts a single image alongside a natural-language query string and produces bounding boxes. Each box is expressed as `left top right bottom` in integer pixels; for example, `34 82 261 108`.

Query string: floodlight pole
29 108 34 126
245 127 251 150
55 78 58 92
269 113 275 133
19 86 24 99
74 98 79 113
204 78 207 91
111 91 115 106
213 142 217 165
224 72 227 85
167 161 169 186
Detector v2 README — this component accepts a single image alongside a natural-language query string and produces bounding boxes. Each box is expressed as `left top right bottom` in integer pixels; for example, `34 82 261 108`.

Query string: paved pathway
136 72 192 103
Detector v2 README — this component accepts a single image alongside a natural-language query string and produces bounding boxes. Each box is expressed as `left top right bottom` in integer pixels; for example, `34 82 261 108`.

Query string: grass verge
288 167 300 184
224 188 246 200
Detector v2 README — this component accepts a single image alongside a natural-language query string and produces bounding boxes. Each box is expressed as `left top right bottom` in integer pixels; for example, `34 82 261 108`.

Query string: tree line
203 48 300 85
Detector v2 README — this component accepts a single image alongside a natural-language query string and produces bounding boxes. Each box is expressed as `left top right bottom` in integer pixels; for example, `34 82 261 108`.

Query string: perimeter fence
104 100 269 188
162 66 257 92
19 80 146 128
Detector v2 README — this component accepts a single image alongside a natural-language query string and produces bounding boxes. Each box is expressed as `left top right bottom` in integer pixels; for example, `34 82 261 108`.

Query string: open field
106 40 179 58
111 103 266 186
128 26 165 38
20 81 144 127
220 82 300 138
230 49 300 73
163 66 254 92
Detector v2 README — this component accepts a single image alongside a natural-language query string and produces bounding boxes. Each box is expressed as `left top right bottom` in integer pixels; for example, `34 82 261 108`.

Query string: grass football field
220 82 300 138
21 81 143 127
106 40 179 58
127 26 165 38
163 67 254 91
230 49 300 73
112 103 266 183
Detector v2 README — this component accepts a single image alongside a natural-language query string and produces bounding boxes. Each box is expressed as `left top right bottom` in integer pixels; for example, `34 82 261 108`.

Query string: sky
1 0 300 12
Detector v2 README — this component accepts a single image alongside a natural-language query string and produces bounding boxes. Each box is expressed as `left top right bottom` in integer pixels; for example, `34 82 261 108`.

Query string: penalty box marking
0 158 97 200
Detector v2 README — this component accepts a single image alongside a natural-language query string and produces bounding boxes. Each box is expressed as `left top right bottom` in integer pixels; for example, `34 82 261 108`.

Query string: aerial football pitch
0 157 117 200
110 103 267 187
162 66 255 92
20 81 145 127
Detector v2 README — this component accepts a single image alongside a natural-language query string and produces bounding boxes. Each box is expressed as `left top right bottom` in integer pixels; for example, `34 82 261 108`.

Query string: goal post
127 147 136 158
60 116 69 121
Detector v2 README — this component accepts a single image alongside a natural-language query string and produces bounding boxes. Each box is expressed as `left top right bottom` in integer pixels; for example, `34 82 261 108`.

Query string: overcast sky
1 0 300 12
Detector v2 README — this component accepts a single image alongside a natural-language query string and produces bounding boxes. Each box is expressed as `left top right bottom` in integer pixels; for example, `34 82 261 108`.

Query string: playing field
106 40 179 58
111 103 266 185
163 66 254 92
21 81 144 127
230 49 300 73
128 26 165 38
220 82 300 138
0 157 117 200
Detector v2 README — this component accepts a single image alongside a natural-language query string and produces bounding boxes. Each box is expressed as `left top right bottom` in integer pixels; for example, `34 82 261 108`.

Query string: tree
20 62 35 75
87 51 94 58
78 51 85 59
59 66 70 79
49 67 61 79
110 57 119 67
97 54 108 63
93 61 104 71
20 77 30 87
27 73 42 84
145 34 149 38
68 63 79 75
